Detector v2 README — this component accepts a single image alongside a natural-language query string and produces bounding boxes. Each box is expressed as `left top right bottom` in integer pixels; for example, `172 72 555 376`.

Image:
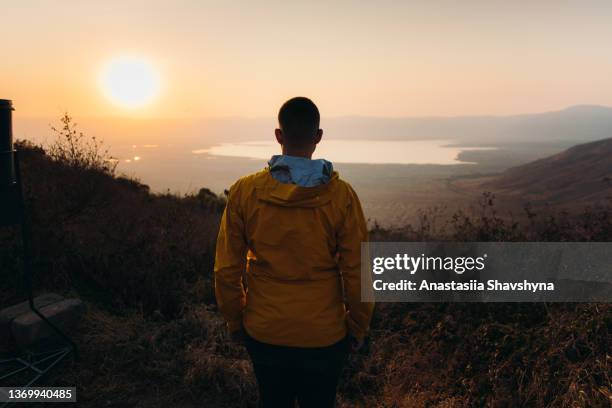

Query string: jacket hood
257 169 340 208
268 155 334 187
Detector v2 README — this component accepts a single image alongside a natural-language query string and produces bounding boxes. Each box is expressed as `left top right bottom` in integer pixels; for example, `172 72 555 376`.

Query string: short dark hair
278 97 320 146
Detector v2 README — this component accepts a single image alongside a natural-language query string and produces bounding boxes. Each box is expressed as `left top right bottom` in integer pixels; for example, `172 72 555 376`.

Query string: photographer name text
371 254 554 292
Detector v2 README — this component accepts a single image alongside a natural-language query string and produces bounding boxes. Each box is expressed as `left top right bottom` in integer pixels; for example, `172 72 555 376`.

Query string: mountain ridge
16 105 612 147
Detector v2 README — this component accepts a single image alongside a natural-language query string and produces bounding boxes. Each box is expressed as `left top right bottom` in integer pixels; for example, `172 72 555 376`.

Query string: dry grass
340 303 610 407
52 304 256 407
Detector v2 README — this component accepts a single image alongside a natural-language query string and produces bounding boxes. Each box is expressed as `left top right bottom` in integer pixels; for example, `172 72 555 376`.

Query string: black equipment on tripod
0 100 77 406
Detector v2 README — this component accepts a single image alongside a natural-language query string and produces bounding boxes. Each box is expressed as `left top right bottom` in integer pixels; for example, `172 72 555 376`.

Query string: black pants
245 333 349 408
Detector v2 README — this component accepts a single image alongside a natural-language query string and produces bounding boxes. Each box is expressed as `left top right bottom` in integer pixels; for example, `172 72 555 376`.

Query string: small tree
49 113 117 174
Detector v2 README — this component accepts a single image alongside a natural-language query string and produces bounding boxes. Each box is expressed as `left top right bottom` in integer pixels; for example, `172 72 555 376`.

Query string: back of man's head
278 97 320 147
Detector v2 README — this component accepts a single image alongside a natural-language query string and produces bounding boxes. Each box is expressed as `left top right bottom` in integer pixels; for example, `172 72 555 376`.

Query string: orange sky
3 1 612 119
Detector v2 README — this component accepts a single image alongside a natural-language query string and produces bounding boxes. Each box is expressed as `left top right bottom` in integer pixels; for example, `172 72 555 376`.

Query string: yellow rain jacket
214 168 374 347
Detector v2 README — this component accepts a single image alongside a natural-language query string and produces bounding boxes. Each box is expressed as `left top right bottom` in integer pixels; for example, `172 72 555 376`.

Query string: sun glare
100 56 160 108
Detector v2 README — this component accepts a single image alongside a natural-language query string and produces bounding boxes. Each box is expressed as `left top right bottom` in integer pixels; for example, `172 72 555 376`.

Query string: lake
193 139 495 165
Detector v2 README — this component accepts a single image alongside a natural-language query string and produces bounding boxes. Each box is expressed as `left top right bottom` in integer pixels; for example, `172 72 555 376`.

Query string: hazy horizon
13 104 612 148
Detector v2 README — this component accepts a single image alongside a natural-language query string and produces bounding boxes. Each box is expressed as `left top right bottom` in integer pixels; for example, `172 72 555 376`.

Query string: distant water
193 139 495 165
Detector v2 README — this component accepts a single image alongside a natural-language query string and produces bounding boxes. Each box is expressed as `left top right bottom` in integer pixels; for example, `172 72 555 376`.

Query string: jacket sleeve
214 181 248 333
337 185 375 341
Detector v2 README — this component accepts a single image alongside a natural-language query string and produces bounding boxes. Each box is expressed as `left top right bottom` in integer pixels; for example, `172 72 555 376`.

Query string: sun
100 56 160 108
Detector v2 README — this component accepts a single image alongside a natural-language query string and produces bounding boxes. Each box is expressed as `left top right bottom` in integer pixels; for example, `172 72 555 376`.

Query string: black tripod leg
14 151 78 359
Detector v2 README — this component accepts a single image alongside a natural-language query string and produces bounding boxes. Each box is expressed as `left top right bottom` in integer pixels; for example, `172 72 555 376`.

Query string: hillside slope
456 137 612 209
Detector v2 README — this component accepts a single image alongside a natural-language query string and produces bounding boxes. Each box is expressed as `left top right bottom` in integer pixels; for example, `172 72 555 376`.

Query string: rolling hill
456 137 612 209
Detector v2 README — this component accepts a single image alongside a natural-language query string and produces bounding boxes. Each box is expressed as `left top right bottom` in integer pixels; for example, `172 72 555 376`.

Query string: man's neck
281 149 313 159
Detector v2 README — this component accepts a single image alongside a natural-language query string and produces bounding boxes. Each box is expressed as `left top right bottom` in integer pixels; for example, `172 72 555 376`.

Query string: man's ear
314 129 323 145
274 128 283 145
